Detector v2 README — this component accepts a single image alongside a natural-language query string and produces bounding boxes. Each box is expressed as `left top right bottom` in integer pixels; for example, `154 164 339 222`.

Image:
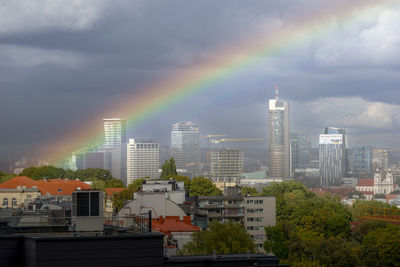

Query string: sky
1 0 400 163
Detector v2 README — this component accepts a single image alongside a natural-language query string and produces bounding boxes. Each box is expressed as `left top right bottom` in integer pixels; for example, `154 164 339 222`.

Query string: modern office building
268 88 290 178
127 138 159 184
290 132 311 177
349 146 372 177
372 149 389 171
103 118 127 149
170 122 201 169
210 149 244 181
319 127 347 186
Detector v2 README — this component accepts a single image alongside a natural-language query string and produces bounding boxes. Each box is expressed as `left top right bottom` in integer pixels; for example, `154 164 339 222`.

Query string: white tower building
127 138 159 184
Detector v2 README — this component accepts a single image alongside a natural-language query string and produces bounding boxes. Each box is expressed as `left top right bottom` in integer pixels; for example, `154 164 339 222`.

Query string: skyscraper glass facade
170 122 200 169
350 146 372 177
103 118 127 149
290 132 311 176
319 127 347 186
268 99 290 178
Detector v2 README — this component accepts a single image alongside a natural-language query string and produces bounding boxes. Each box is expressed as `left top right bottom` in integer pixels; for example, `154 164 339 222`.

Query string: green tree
241 186 258 196
362 224 400 266
105 178 124 188
170 175 191 191
20 165 66 180
91 179 106 191
112 187 136 211
264 221 291 259
74 168 113 181
180 221 256 255
160 158 177 179
0 171 15 183
189 177 222 197
128 178 145 190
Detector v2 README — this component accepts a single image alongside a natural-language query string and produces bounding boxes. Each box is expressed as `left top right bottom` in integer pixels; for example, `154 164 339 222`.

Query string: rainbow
45 0 396 164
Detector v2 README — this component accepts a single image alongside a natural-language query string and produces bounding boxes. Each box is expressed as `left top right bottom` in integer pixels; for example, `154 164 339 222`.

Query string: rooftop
0 176 91 196
357 179 374 187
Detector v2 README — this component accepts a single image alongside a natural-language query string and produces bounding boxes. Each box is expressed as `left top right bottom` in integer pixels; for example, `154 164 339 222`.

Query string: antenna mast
275 83 279 101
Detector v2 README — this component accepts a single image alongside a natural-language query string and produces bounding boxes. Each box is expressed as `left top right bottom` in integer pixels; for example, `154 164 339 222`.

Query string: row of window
246 200 264 204
2 198 17 206
247 217 263 222
247 226 261 231
247 208 264 213
134 144 158 149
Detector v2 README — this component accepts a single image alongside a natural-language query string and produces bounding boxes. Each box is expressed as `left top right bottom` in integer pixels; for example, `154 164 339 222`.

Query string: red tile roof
105 188 127 197
152 216 201 237
357 179 374 187
0 176 91 195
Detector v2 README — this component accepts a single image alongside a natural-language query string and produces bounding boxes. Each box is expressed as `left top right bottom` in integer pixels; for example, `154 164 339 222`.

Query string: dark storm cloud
1 0 400 161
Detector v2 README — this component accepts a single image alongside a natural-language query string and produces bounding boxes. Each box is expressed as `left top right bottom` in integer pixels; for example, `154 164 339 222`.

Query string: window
247 200 254 204
11 198 17 206
2 198 8 206
247 217 263 222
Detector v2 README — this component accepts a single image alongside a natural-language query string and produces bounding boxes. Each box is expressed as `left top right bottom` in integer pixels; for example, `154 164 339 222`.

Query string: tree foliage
20 166 66 180
262 181 400 266
189 177 222 197
241 186 258 196
0 171 15 183
112 187 136 212
180 221 256 255
170 175 191 191
128 178 145 190
160 158 177 179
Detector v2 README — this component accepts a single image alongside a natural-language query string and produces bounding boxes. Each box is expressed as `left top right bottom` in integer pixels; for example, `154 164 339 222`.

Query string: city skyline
1 1 400 163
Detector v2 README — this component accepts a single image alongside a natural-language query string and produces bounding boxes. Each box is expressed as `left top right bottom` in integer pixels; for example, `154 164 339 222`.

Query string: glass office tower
170 122 201 169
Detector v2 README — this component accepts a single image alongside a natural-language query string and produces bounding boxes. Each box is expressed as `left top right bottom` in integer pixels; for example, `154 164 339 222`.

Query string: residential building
210 149 244 181
290 132 311 177
268 88 290 179
170 122 201 169
349 146 372 177
0 176 91 202
195 196 245 229
319 127 347 186
0 187 41 208
152 216 201 256
244 196 276 252
127 138 159 184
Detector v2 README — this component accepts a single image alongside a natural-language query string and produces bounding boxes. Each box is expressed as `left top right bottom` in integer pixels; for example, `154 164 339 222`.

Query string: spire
275 83 279 101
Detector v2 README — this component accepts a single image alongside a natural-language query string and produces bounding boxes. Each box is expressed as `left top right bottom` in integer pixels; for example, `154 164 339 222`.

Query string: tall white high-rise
170 122 200 169
127 138 159 184
103 118 127 149
268 86 290 178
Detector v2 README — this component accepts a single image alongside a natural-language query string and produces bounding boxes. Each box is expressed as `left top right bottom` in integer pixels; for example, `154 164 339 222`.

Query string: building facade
319 127 347 186
170 122 201 169
268 92 290 179
210 149 244 181
127 138 159 184
243 196 276 252
290 132 311 177
350 146 372 177
103 118 127 149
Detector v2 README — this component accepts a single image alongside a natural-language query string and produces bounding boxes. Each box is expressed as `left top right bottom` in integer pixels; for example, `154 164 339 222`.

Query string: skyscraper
170 122 200 169
268 86 290 178
319 127 347 186
127 138 159 184
103 118 127 149
349 146 372 177
290 132 311 176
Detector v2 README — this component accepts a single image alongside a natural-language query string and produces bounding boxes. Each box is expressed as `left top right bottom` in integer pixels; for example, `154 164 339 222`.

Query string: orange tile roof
357 179 374 187
105 188 127 197
0 176 91 196
152 216 201 236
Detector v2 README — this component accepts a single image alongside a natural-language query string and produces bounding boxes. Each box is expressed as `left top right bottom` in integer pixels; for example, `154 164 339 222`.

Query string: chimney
183 216 191 225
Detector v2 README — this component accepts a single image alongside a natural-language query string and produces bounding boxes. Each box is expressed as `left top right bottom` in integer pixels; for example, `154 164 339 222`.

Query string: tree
0 171 15 183
362 224 400 266
20 165 66 180
264 221 290 259
74 168 113 181
128 178 145 190
160 158 177 179
241 186 258 196
189 177 222 197
112 187 136 212
180 221 256 255
105 178 124 188
170 175 191 191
